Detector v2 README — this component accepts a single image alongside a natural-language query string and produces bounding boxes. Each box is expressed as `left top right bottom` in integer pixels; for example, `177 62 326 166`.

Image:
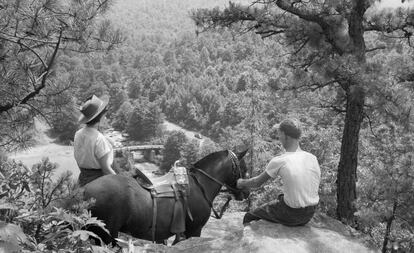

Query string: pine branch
255 29 285 38
292 37 309 55
275 0 346 55
319 103 347 114
364 20 414 33
0 33 48 67
21 30 62 108
366 45 386 52
363 111 379 138
283 79 340 92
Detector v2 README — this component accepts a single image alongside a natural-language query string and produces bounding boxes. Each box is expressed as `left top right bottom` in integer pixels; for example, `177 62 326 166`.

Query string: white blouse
74 127 113 169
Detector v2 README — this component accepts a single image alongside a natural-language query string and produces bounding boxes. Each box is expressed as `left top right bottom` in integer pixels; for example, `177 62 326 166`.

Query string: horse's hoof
172 234 186 245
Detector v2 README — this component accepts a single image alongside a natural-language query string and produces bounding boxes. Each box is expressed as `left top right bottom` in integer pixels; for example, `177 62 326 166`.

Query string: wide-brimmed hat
78 95 109 124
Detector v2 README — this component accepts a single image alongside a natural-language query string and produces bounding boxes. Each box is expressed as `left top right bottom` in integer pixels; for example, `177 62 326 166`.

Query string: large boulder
124 212 378 252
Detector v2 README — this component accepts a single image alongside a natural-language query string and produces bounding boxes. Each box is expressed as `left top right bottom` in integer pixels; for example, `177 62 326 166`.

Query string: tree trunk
382 200 398 253
382 216 394 253
336 85 365 224
334 0 369 225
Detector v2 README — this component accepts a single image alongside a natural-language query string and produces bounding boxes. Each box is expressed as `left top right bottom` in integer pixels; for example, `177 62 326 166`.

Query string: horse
83 149 250 245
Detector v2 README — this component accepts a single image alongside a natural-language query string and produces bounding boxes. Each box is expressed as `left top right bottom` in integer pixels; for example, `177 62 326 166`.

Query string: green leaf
72 230 96 241
85 217 110 234
0 241 21 253
0 201 17 211
0 221 28 245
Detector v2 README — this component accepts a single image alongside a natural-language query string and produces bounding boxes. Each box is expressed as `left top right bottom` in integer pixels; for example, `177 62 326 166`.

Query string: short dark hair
278 119 301 139
86 108 107 126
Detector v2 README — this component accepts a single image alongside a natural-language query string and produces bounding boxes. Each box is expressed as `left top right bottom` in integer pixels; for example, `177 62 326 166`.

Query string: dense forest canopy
0 0 123 151
0 0 413 252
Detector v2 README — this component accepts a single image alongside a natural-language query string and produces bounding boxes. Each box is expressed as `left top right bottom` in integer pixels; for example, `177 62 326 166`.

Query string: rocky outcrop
121 212 377 253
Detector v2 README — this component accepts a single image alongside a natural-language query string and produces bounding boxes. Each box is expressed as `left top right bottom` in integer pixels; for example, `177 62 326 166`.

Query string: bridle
192 150 242 193
190 150 244 218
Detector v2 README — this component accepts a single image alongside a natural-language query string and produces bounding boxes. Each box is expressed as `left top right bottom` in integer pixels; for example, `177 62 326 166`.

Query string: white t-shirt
265 148 320 208
74 127 113 169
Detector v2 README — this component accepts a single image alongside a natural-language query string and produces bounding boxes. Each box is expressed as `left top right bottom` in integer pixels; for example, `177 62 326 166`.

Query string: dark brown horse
83 149 249 244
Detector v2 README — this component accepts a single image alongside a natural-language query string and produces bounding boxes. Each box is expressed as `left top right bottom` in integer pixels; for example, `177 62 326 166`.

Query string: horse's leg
85 214 121 246
184 227 202 239
155 239 167 244
105 218 123 247
86 224 114 245
172 232 186 245
109 231 119 247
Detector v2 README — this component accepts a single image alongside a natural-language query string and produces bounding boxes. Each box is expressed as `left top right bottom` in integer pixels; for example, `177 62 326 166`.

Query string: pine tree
113 101 134 131
126 100 163 141
358 124 414 252
160 131 188 172
0 0 123 150
108 83 128 118
191 0 414 224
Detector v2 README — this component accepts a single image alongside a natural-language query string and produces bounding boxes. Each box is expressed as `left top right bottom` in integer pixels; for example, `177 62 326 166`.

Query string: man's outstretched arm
237 171 271 190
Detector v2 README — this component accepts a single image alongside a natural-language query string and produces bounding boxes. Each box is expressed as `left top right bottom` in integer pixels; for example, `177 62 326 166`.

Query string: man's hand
237 172 271 190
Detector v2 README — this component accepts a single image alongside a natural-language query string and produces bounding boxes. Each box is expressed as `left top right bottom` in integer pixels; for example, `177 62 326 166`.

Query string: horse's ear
236 148 249 160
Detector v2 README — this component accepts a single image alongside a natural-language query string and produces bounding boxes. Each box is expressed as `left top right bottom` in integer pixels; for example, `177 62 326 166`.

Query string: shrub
49 103 79 143
356 124 414 252
126 100 163 141
180 139 199 168
112 101 133 131
160 131 187 172
0 157 111 252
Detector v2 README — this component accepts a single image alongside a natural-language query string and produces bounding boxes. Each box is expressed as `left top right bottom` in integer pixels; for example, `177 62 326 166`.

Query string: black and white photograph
1 0 413 252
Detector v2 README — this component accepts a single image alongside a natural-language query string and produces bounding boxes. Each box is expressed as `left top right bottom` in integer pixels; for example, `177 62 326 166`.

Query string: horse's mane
192 150 228 171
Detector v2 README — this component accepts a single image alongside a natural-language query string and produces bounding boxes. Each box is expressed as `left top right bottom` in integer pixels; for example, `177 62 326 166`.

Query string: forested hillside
51 0 414 250
1 0 413 252
105 1 412 251
108 0 247 39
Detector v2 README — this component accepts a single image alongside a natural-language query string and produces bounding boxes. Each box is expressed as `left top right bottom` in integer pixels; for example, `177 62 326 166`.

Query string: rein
190 173 231 219
194 168 240 193
190 150 242 219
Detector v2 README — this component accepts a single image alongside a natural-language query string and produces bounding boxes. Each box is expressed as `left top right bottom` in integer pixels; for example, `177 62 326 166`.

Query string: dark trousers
78 168 104 187
243 194 317 226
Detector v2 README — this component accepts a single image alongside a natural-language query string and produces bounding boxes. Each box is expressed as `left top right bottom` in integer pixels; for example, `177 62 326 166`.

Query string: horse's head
225 149 250 201
192 149 250 201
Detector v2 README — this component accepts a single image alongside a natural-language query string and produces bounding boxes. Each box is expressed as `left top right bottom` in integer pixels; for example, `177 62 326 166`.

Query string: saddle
133 162 192 242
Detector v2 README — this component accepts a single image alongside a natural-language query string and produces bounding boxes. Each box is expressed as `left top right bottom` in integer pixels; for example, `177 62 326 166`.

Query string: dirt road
8 120 79 181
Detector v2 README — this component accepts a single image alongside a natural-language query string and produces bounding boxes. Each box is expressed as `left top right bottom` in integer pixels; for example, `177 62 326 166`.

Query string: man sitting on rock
237 118 321 226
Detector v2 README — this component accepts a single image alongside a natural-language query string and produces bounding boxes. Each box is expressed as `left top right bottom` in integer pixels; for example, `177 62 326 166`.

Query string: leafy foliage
357 124 414 252
126 99 164 141
48 95 79 143
180 139 200 168
160 131 188 172
0 157 111 252
107 83 129 118
112 101 134 131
